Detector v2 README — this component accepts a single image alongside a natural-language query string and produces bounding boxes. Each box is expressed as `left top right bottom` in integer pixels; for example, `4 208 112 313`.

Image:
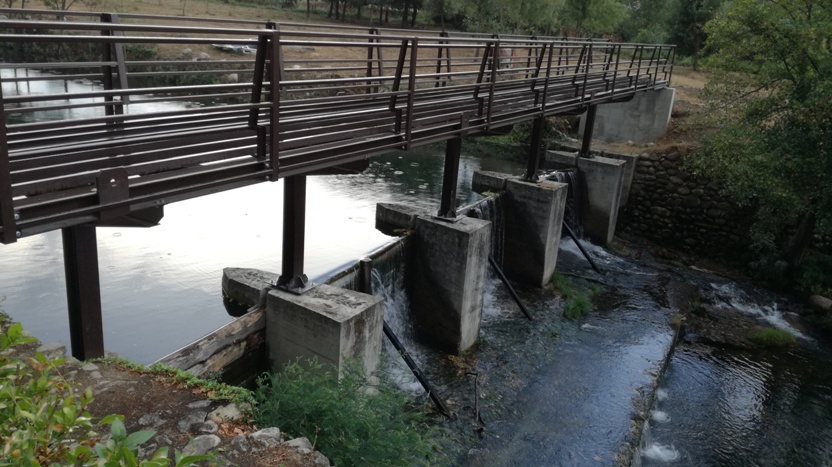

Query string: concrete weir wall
545 151 626 245
471 171 568 287
376 204 491 354
579 88 676 145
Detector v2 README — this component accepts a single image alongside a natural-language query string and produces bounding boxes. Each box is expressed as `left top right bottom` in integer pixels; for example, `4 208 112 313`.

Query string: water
0 70 527 363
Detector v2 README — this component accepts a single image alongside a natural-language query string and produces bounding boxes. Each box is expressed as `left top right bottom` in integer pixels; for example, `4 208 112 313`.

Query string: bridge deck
0 10 674 243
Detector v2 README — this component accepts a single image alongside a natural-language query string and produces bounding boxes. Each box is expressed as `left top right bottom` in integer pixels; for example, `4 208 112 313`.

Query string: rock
186 400 212 409
313 451 331 466
182 435 221 457
197 52 211 61
231 435 250 453
81 363 99 372
809 295 832 314
208 403 243 423
249 427 282 451
138 412 166 428
177 412 207 433
37 343 65 360
284 437 313 454
90 371 102 379
196 420 218 434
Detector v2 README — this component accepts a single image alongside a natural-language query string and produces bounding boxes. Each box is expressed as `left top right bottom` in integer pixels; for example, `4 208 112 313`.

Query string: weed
254 358 442 467
563 294 592 320
0 322 213 465
748 327 796 347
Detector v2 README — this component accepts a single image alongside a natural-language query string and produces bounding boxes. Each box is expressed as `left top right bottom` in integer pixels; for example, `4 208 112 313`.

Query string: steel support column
62 225 104 360
524 116 545 181
580 104 598 158
276 175 309 292
438 137 462 218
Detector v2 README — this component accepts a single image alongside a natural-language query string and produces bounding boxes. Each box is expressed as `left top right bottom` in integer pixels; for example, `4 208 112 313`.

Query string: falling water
547 168 584 238
460 194 505 264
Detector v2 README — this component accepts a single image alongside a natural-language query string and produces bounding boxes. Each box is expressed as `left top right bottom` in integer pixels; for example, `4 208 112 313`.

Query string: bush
552 273 594 320
254 359 441 467
0 320 212 466
748 327 796 348
799 254 832 297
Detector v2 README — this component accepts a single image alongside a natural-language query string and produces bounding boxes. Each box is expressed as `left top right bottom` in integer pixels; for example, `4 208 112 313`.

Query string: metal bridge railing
0 11 674 243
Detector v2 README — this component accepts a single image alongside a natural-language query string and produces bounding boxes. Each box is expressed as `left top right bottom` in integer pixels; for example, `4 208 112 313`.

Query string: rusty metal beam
438 136 462 218
62 225 105 360
580 105 597 158
276 175 310 293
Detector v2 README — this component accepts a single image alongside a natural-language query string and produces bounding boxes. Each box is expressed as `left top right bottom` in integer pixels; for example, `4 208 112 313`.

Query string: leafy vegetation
552 273 595 320
0 321 213 465
688 0 832 280
748 327 797 348
254 358 442 467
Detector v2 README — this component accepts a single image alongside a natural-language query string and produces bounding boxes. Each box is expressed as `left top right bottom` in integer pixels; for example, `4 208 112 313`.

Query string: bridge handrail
0 12 674 243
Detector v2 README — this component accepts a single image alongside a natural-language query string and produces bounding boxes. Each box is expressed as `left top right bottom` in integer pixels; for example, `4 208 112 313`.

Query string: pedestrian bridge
0 9 673 358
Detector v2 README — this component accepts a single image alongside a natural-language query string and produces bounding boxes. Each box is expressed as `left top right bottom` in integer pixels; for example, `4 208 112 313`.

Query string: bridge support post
580 105 598 157
438 136 462 218
62 225 105 360
276 175 310 293
524 116 545 181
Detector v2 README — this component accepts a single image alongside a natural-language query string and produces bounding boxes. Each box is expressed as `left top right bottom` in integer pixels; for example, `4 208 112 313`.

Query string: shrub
748 327 796 348
254 359 441 467
552 273 594 320
0 321 212 465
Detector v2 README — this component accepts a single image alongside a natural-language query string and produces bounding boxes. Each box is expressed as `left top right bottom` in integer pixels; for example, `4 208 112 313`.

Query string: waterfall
548 168 584 238
459 194 505 264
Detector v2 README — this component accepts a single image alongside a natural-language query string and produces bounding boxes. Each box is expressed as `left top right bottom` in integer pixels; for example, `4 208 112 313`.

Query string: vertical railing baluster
473 41 492 117
0 84 15 245
405 38 417 148
366 28 379 93
540 41 554 113
100 13 126 120
389 39 408 135
487 38 499 128
269 26 281 179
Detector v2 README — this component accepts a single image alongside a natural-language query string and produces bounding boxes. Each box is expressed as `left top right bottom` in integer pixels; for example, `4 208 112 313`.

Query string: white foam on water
656 388 669 401
710 283 807 338
642 443 680 462
651 410 671 423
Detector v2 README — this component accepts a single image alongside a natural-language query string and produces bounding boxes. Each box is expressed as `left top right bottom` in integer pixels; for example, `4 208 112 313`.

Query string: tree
690 0 832 270
561 0 628 36
666 0 724 69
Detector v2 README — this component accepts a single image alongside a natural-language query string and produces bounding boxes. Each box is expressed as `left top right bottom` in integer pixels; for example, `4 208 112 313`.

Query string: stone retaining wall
619 146 752 259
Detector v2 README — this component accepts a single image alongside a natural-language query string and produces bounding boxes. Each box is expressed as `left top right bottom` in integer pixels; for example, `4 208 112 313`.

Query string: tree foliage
690 0 832 267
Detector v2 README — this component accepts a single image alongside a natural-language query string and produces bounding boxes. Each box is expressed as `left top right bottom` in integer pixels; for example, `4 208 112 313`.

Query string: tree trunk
784 211 816 270
385 6 389 23
410 2 417 27
306 0 310 18
328 0 334 18
341 0 347 20
402 0 410 26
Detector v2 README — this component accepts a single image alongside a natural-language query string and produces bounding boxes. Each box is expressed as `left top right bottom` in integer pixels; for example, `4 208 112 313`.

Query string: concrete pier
547 151 626 244
409 216 491 353
266 284 384 378
579 88 676 145
503 179 568 287
472 173 568 287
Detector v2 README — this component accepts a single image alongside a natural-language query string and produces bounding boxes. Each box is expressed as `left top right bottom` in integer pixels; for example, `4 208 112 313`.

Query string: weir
0 9 673 364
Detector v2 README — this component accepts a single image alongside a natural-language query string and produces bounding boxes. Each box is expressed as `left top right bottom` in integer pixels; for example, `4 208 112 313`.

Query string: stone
682 196 701 208
208 403 243 424
186 400 213 409
197 52 211 61
36 343 65 360
231 434 250 453
249 427 282 451
138 412 165 428
182 435 221 457
177 412 207 433
90 371 102 379
81 363 99 372
196 420 218 434
313 451 332 466
284 436 313 454
809 295 832 314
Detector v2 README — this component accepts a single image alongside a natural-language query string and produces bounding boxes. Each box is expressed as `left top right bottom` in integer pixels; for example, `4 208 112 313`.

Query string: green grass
254 359 442 467
552 273 595 320
748 327 796 347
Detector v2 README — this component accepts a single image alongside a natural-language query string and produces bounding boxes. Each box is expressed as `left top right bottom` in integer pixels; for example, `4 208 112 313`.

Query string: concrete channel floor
457 243 677 466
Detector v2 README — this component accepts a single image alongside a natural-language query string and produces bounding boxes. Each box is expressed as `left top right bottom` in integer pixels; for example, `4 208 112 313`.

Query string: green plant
563 293 592 320
254 359 441 467
799 254 832 297
552 273 594 320
748 327 796 348
90 357 255 408
0 322 214 466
